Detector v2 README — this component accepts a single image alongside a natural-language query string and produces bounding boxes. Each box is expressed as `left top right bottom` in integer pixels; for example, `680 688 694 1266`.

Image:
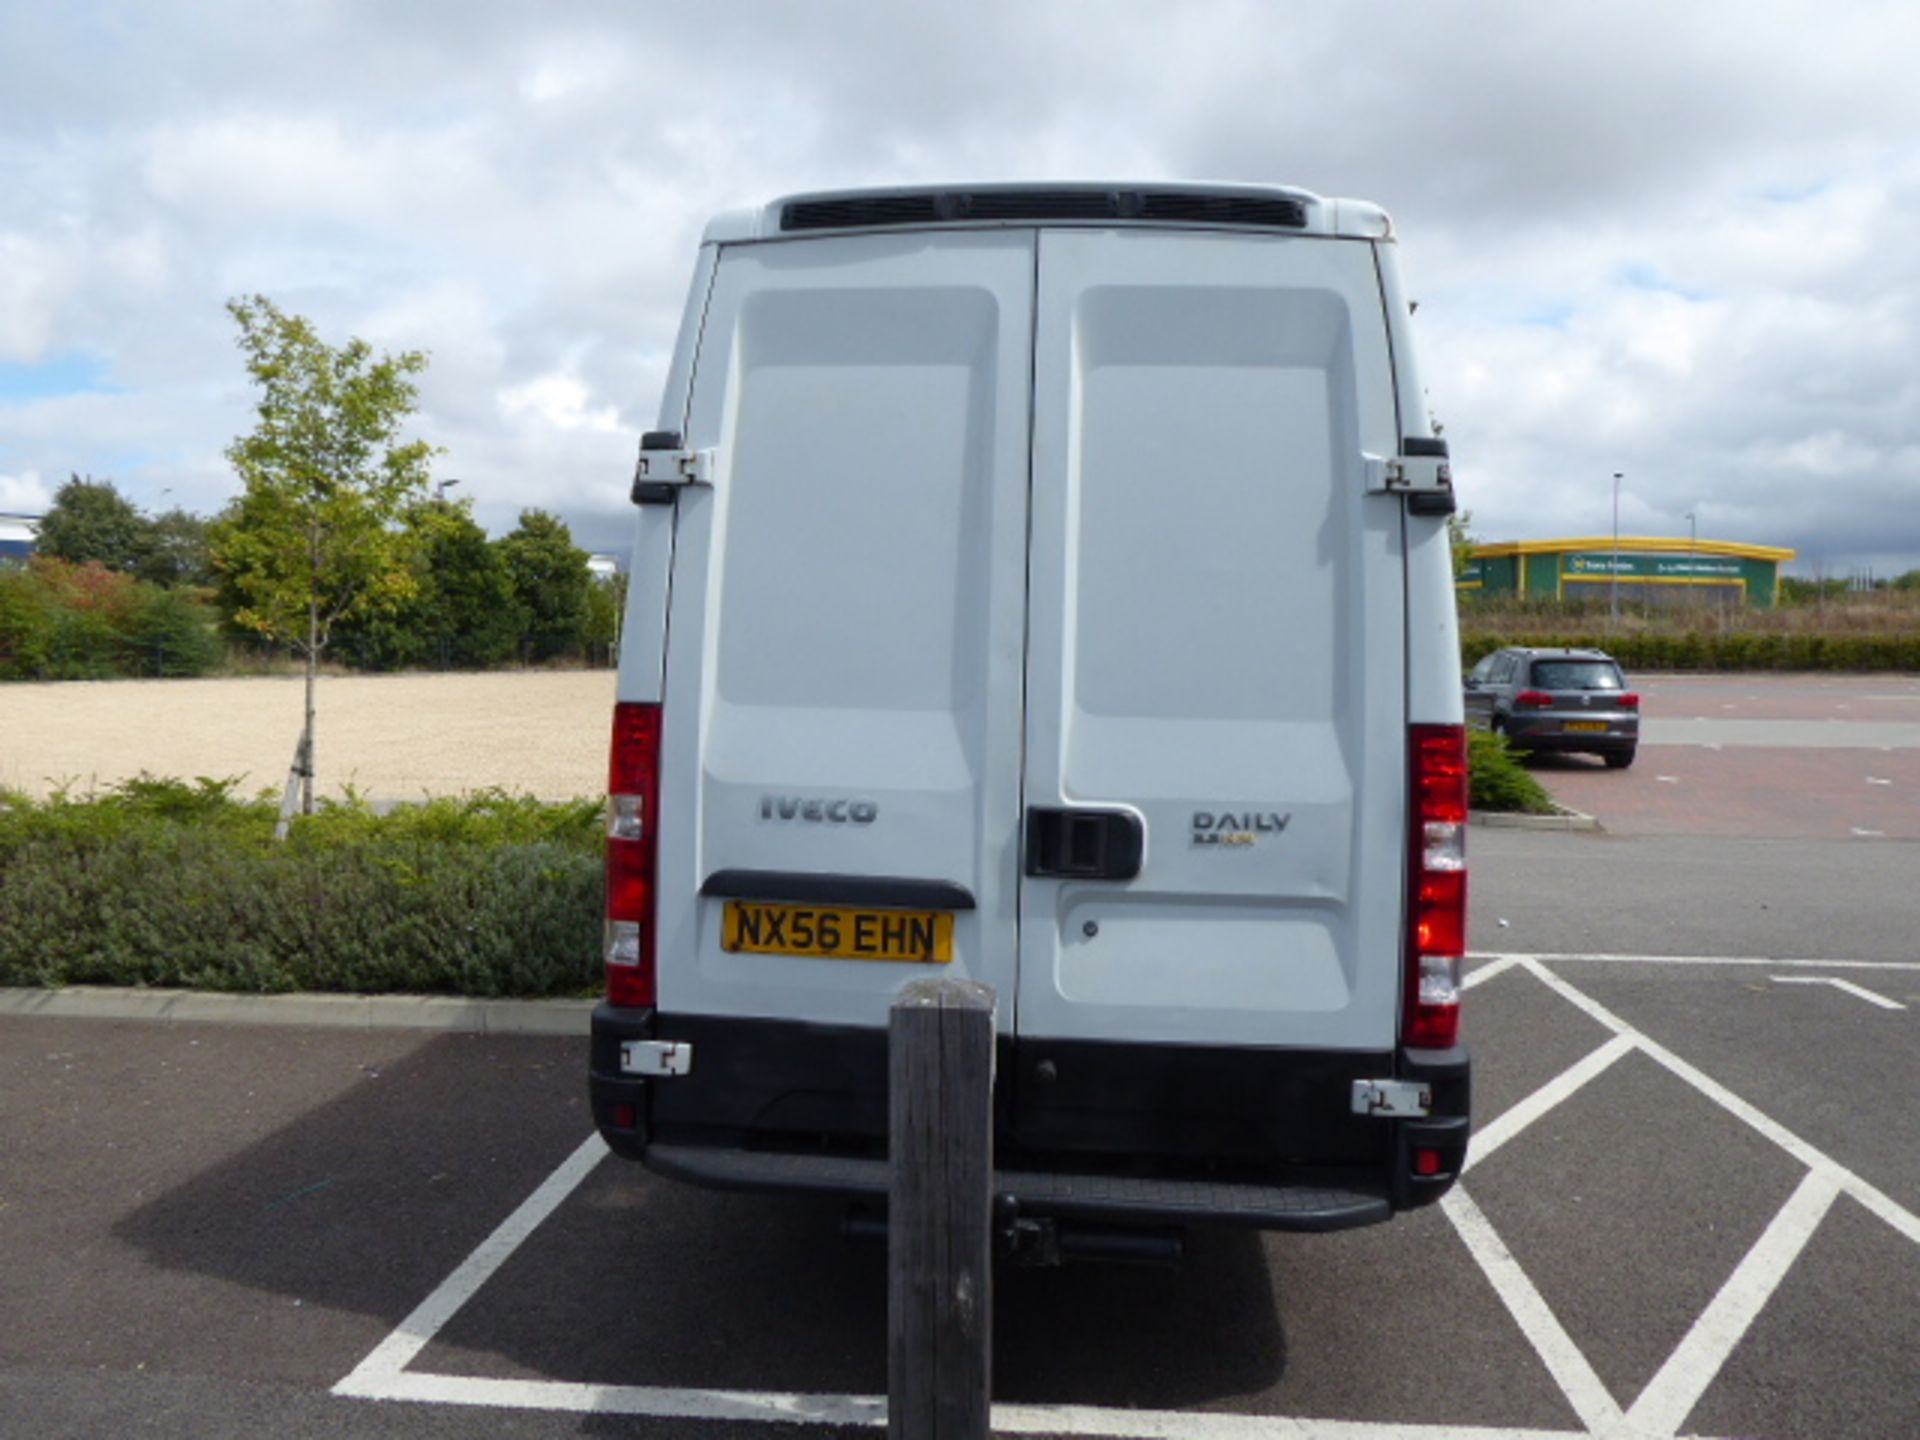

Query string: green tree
418 499 523 668
497 510 589 662
1447 508 1478 580
334 497 522 671
37 475 147 571
581 569 627 668
121 585 223 677
210 295 435 831
134 508 216 589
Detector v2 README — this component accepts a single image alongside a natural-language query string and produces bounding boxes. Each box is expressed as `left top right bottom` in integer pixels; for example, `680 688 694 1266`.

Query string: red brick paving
1637 674 1920 725
1534 746 1920 839
1516 673 1920 838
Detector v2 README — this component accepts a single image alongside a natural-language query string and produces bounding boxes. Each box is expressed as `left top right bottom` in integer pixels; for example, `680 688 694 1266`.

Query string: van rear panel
597 187 1469 1226
1015 229 1405 1057
654 231 1035 1030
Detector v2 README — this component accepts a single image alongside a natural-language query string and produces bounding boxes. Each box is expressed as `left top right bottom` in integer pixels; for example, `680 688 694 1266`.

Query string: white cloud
499 374 621 434
0 231 81 362
0 470 52 513
0 0 1917 572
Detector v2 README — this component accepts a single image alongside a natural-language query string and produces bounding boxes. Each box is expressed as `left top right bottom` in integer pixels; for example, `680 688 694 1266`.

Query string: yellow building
1458 537 1797 608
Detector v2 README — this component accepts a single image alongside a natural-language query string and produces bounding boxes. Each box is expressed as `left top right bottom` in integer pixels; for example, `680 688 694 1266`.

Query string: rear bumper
590 1005 1469 1229
1503 716 1637 751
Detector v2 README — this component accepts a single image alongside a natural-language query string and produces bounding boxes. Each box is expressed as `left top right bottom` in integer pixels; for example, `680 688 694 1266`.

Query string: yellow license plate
722 901 953 963
1563 720 1608 733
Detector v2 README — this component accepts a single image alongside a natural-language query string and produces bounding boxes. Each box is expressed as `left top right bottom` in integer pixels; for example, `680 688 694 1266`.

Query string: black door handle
1024 807 1143 880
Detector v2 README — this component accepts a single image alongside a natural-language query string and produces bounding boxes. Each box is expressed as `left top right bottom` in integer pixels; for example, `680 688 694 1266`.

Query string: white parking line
1626 1169 1841 1437
1463 956 1520 989
333 1131 609 1397
1473 950 1920 974
1440 1187 1625 1437
1522 958 1920 1254
1771 975 1907 1010
1464 1034 1634 1174
357 1367 1590 1439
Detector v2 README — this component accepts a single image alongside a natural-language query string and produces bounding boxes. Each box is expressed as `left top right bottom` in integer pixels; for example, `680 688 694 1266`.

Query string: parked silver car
1464 646 1639 768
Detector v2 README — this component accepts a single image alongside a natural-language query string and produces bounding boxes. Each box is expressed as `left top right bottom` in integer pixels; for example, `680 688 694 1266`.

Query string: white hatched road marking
1440 1186 1626 1436
1473 950 1920 974
331 953 1920 1437
1625 1170 1841 1437
1463 1034 1635 1174
333 1130 609 1394
1770 975 1907 1010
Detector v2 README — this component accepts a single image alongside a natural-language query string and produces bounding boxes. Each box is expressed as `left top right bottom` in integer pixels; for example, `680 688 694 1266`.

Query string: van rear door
1014 228 1408 1053
655 230 1034 1030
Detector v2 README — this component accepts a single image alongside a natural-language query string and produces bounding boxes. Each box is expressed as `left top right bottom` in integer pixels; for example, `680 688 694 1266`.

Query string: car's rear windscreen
1530 660 1623 690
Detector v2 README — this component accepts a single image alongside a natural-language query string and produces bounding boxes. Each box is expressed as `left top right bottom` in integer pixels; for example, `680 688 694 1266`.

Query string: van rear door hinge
1351 1078 1431 1117
632 431 715 505
621 1040 693 1077
1363 439 1455 516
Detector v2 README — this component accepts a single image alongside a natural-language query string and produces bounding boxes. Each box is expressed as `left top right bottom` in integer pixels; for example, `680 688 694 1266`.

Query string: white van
591 183 1469 1256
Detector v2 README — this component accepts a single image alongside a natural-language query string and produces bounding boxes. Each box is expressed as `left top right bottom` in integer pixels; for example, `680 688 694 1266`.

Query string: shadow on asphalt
996 1227 1284 1405
112 1033 588 1337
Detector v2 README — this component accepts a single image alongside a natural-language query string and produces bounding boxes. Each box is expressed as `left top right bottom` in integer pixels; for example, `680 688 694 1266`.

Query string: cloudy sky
3 1 1918 577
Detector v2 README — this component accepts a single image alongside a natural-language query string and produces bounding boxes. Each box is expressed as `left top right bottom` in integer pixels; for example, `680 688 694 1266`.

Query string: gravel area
0 670 617 801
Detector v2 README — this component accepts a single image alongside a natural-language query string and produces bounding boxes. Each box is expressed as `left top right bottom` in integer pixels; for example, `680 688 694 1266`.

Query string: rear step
643 1143 1390 1232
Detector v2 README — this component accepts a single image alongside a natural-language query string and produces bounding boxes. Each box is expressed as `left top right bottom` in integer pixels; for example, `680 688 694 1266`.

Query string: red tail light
1513 689 1554 708
1618 692 1640 711
606 702 662 1007
1406 725 1467 1048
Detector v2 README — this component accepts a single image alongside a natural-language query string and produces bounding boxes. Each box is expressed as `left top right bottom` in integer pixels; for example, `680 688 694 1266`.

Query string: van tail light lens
1618 692 1640 711
1406 725 1468 1048
606 702 662 1008
1513 689 1554 709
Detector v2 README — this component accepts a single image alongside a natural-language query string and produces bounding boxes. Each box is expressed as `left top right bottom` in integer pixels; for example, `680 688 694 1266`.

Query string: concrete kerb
0 985 595 1035
1471 804 1601 832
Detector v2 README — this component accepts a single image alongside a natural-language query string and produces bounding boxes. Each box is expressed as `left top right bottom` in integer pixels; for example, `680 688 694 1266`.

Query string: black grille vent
1138 191 1309 228
781 188 1309 232
782 195 945 231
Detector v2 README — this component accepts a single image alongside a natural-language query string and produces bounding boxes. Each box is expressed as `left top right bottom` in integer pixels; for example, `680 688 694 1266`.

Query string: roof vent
781 188 1308 233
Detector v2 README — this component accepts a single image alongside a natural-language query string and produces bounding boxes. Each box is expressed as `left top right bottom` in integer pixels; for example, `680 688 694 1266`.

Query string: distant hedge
0 780 603 996
1462 631 1920 672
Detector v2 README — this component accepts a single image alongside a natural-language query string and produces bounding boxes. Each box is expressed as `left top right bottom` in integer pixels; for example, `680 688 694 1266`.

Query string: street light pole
1685 511 1697 607
1610 472 1623 625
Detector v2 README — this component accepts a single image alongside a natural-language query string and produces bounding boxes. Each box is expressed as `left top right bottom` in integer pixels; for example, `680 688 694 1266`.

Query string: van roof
702 182 1394 244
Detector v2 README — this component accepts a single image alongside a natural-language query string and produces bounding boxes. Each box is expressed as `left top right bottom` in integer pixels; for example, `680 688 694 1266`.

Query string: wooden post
888 976 995 1440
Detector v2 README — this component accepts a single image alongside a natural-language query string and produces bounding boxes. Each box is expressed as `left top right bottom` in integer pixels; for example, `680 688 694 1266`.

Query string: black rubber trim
643 1144 1390 1232
588 1002 658 1161
1394 1042 1472 1209
633 430 687 505
1407 491 1457 517
699 869 977 911
1401 436 1450 457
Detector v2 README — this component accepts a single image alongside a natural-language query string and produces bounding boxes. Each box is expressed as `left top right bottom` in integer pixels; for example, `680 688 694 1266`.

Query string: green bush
0 557 222 680
0 779 602 997
1468 728 1556 814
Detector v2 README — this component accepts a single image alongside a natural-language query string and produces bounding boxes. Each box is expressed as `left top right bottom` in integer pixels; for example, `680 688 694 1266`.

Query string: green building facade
1458 537 1796 609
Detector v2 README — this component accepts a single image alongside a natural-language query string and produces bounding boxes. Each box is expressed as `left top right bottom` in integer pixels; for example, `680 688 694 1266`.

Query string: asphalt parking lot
3 673 1916 1439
